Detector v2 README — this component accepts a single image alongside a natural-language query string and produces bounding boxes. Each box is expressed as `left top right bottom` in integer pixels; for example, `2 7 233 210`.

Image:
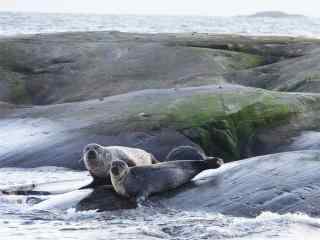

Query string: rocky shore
1 31 320 216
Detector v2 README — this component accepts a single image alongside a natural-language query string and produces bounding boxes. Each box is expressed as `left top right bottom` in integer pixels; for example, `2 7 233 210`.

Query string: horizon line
0 9 317 18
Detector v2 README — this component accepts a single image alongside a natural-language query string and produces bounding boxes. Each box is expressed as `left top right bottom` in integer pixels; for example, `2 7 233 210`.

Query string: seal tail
203 157 224 169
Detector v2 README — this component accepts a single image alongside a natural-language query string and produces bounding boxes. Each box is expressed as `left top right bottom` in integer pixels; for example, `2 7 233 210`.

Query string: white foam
0 167 319 240
0 167 90 189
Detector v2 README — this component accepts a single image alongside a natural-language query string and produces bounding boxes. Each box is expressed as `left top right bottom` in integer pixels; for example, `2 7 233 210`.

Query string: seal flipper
203 157 224 169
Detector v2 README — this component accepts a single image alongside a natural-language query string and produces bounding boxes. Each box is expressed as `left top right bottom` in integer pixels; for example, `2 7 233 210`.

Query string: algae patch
9 78 31 104
161 92 301 161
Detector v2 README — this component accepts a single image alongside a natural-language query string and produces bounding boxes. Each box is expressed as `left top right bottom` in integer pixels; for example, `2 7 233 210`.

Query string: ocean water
0 167 320 240
0 11 320 38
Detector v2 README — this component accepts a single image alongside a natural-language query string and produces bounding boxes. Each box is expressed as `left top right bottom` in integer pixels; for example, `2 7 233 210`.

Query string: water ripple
0 12 320 38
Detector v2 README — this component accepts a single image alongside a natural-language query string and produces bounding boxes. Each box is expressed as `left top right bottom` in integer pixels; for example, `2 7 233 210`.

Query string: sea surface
1 11 320 240
0 11 320 38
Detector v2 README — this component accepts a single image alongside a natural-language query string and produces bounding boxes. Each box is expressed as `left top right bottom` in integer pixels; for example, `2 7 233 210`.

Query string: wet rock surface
1 32 320 215
1 84 320 168
78 151 320 217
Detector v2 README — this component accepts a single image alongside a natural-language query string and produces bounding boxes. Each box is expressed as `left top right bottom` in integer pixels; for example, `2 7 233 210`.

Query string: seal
166 145 207 161
81 143 158 188
110 157 224 202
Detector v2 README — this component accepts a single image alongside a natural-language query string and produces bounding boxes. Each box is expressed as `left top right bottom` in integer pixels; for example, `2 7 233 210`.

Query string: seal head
110 160 130 197
83 143 112 178
110 160 129 178
81 144 158 189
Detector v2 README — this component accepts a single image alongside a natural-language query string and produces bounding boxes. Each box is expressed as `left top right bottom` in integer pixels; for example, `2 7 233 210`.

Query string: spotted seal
110 157 223 202
81 143 158 188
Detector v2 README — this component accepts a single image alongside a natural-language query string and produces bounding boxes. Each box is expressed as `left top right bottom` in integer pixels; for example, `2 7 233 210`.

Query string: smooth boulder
77 150 320 218
2 84 320 168
2 32 320 105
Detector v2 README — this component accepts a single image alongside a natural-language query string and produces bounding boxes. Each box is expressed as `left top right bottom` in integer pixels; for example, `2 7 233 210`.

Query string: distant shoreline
247 11 306 18
0 10 316 18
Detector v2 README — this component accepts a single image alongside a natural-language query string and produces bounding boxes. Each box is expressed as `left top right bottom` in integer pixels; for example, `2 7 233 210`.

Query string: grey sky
0 0 319 17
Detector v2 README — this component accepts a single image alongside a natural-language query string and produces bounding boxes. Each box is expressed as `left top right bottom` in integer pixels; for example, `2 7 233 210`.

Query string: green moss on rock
125 89 302 161
101 86 309 161
9 78 31 104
